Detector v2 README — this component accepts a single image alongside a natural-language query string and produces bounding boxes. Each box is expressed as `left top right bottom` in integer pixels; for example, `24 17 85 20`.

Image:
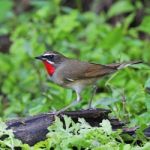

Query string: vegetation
0 0 150 149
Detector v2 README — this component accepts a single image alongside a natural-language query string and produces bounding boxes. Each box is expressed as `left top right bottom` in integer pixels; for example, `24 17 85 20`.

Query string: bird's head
35 51 67 76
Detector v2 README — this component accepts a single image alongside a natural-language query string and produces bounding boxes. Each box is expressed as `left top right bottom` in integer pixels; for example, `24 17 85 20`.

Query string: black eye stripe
43 55 54 59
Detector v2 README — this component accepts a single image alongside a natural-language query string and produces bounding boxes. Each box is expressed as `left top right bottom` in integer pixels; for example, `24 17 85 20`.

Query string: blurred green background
0 0 150 126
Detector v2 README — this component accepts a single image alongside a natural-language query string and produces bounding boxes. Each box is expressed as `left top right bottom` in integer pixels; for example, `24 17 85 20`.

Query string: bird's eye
48 55 54 59
42 54 55 61
43 55 54 60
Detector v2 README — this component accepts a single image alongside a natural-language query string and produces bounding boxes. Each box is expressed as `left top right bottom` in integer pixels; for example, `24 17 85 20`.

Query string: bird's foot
55 100 79 115
45 108 70 116
44 111 57 115
87 104 93 110
46 100 79 116
87 107 95 111
87 104 96 110
54 109 65 116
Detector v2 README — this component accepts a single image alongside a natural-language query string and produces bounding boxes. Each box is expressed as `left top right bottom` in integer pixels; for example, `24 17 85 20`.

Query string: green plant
0 0 150 148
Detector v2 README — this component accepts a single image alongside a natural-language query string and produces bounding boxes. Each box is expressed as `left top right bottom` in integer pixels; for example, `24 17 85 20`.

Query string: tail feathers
107 61 142 70
117 61 142 70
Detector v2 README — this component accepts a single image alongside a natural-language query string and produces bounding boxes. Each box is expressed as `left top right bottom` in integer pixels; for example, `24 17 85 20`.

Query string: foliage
46 116 149 150
0 0 150 148
0 116 150 149
0 119 28 149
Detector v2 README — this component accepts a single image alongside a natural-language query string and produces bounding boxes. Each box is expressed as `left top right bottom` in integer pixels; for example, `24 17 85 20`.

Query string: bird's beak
35 55 44 60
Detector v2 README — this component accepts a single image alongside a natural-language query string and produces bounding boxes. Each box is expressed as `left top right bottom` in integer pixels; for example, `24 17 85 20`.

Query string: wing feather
61 60 116 82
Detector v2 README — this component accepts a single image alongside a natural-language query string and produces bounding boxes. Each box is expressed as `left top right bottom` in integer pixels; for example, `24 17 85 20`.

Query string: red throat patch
43 61 55 76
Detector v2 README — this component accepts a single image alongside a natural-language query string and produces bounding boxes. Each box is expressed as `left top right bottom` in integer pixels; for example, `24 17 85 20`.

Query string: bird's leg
88 85 97 109
55 91 81 115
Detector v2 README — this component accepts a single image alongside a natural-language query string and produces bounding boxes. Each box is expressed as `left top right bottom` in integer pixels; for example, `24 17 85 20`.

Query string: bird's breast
50 71 65 86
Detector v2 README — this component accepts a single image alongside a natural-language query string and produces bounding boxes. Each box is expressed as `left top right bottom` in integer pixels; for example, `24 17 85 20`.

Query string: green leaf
100 119 112 135
0 0 13 21
0 120 24 149
108 1 135 18
101 26 123 49
138 16 150 34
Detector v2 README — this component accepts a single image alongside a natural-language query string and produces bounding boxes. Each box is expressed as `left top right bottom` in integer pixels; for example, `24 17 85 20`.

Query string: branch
6 109 149 146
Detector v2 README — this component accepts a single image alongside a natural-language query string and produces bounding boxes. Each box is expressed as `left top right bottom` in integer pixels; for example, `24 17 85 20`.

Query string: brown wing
84 63 116 78
61 60 117 82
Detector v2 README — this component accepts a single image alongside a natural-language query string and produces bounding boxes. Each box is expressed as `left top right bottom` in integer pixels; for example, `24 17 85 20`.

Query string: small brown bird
35 51 141 113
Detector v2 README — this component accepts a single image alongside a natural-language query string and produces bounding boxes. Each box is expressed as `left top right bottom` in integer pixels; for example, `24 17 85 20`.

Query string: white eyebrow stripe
43 53 50 56
43 53 56 56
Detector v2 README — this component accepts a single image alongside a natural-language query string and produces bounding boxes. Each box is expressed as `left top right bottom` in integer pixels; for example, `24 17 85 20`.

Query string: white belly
67 78 97 93
49 73 97 93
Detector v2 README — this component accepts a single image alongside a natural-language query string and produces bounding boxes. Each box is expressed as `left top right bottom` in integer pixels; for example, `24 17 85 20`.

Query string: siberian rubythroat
35 51 141 112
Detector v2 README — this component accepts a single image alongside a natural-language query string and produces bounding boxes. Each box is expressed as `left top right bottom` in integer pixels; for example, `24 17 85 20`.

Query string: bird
35 50 141 113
